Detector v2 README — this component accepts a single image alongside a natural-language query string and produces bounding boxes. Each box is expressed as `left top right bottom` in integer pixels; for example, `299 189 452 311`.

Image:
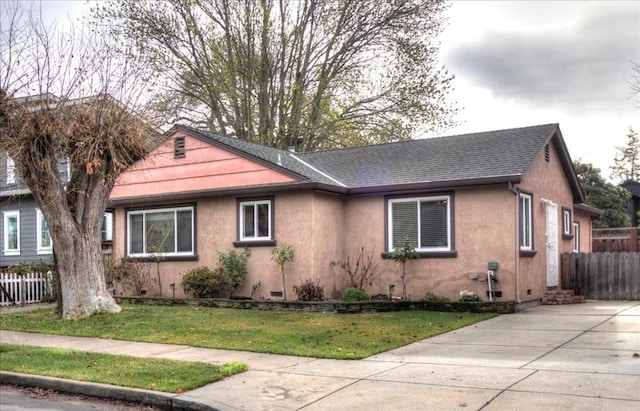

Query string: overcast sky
438 1 639 180
21 0 640 180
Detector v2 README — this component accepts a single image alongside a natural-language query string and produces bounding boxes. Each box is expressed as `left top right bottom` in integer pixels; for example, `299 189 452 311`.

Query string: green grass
0 343 247 393
0 304 495 359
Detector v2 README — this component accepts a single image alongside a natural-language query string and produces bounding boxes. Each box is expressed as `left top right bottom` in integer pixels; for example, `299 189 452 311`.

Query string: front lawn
0 304 495 359
0 343 247 393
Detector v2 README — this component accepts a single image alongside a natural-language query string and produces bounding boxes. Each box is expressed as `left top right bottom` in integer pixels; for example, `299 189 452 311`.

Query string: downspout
508 182 521 304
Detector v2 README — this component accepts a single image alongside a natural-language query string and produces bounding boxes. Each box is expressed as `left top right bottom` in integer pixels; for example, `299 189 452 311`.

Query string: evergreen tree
575 161 630 228
610 127 640 182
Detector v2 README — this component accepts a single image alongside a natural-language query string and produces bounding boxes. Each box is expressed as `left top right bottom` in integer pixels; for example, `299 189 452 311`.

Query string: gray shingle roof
297 124 559 188
175 123 580 198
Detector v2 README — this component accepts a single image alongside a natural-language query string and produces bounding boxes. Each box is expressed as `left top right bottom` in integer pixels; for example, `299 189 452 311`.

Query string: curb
0 371 220 411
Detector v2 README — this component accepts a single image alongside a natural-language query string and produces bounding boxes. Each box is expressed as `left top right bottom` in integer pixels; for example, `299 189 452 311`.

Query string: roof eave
347 175 523 195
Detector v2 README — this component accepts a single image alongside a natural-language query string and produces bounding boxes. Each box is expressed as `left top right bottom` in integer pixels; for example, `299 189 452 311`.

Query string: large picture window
519 193 533 251
239 199 272 242
127 206 194 257
387 195 452 252
36 209 53 254
3 211 20 256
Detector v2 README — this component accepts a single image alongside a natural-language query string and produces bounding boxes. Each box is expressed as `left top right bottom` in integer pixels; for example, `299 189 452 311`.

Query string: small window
127 206 194 257
36 209 53 254
102 212 114 242
519 193 533 251
573 222 580 252
3 211 20 256
174 137 186 159
387 195 452 252
562 207 572 238
239 199 272 242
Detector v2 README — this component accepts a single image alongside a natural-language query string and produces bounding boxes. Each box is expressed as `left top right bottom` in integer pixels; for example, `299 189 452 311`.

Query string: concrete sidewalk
1 301 639 410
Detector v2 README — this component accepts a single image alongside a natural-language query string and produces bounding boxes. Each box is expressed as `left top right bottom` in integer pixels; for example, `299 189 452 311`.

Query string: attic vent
174 137 185 159
544 143 550 162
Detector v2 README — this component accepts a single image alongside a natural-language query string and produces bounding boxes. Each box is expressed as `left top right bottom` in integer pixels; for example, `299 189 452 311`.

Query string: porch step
542 289 586 305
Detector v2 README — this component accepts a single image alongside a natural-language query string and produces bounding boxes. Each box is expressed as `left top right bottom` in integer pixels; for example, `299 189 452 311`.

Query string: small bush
423 292 450 303
459 290 481 302
108 258 153 296
182 267 231 298
342 287 370 302
218 248 251 288
293 279 325 301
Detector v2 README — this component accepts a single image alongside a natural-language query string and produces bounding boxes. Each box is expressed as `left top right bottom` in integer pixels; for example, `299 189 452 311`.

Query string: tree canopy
94 0 456 151
574 161 630 228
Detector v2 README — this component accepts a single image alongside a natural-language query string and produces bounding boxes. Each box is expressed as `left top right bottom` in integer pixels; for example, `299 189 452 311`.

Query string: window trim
126 205 195 258
36 209 53 255
519 191 534 255
573 222 580 252
3 210 20 256
235 197 275 246
385 193 455 256
562 207 573 239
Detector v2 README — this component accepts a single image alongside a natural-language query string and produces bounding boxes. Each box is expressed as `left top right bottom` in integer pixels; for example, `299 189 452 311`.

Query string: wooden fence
592 227 639 252
561 252 639 300
0 271 55 306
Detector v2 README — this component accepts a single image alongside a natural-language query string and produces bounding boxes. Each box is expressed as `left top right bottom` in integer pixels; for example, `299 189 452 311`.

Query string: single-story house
107 123 600 303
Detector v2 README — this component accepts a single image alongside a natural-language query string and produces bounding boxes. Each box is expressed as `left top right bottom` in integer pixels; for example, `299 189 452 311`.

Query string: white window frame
126 206 194 257
387 195 452 252
36 209 53 255
520 193 533 251
6 156 16 185
3 210 20 256
573 222 580 252
102 212 113 241
239 199 272 242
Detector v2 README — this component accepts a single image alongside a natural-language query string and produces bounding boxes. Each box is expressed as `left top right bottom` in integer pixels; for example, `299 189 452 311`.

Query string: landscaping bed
115 296 516 314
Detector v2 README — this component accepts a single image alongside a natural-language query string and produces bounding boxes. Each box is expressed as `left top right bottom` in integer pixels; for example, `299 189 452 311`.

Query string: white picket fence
0 271 55 306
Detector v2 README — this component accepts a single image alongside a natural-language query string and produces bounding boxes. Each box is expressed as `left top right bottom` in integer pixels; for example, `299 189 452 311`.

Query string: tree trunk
54 229 120 319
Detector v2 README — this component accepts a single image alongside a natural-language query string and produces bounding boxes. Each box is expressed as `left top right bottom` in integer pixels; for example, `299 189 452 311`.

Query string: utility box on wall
488 261 499 271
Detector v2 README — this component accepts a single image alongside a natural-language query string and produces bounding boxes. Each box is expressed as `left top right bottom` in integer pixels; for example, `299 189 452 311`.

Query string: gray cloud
444 4 640 114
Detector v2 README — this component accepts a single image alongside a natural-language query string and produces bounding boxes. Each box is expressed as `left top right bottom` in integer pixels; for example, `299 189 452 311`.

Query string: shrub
218 248 251 288
459 290 481 302
342 287 370 302
423 292 450 303
293 279 325 301
108 258 153 296
271 244 295 300
330 246 382 291
181 266 231 298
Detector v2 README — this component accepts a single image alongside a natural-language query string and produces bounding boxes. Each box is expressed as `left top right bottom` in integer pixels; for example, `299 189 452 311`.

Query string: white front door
546 202 559 287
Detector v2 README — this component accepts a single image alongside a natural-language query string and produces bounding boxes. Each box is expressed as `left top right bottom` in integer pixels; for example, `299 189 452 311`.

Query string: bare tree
610 127 640 182
0 2 162 318
94 0 455 151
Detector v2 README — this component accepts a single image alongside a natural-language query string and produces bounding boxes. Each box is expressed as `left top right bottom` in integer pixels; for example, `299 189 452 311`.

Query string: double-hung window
562 207 572 238
387 195 452 253
102 212 113 242
36 209 53 254
127 206 194 257
238 199 272 242
6 157 16 185
573 222 580 252
3 211 20 256
519 193 533 251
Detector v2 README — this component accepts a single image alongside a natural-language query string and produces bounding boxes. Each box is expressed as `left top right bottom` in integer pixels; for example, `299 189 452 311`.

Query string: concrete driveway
1 301 639 410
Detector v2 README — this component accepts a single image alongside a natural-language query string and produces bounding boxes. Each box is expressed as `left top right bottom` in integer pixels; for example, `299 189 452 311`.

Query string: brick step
542 289 585 305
